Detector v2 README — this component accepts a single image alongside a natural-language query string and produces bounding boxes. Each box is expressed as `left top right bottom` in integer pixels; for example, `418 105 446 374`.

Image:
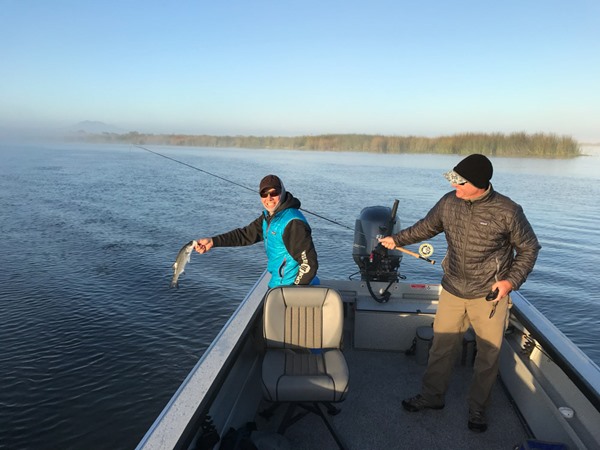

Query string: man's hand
378 236 396 250
194 238 213 254
490 280 513 301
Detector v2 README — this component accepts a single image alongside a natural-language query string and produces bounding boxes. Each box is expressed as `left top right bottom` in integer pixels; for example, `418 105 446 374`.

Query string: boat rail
135 272 270 450
510 291 600 413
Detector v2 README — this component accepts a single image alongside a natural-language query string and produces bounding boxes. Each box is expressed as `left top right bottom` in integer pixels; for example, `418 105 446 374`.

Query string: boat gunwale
135 272 270 450
510 291 600 413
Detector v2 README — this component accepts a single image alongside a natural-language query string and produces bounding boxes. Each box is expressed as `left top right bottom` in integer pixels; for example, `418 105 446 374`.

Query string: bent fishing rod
135 145 435 265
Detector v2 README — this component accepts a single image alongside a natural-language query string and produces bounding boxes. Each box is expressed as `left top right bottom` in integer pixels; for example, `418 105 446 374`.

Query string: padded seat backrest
263 286 343 350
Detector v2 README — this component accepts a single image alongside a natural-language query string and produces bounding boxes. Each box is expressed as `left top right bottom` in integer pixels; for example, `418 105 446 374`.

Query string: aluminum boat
136 204 600 450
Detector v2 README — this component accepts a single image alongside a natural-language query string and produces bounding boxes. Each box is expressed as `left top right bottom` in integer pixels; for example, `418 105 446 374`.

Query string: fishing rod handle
394 246 436 265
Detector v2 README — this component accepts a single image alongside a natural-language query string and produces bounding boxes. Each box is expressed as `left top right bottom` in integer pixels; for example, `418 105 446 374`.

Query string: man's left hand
492 280 513 301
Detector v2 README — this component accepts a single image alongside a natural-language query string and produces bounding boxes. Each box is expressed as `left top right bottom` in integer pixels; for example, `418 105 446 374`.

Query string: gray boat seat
261 286 349 449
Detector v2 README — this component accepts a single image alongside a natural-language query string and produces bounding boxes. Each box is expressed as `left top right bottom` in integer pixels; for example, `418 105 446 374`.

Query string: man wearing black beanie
379 153 540 433
448 153 494 189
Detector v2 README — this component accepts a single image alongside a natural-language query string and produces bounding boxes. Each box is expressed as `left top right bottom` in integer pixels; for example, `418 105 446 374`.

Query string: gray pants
422 288 510 412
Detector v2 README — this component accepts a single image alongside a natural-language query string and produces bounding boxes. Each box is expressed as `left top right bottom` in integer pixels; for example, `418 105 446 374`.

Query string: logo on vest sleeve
295 251 310 284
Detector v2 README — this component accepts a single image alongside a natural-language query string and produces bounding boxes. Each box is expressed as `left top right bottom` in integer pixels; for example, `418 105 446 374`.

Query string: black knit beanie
453 154 493 189
259 174 287 199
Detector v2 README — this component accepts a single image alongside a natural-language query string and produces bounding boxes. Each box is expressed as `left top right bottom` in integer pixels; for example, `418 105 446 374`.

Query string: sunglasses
260 189 281 198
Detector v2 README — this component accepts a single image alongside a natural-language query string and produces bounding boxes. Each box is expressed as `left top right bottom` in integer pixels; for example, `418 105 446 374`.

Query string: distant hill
69 121 123 134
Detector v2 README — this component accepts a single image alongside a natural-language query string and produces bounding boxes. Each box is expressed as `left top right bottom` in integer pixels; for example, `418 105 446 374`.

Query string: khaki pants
421 288 510 411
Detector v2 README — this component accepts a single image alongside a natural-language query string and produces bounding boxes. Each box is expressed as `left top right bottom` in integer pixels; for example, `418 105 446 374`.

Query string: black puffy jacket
392 185 540 299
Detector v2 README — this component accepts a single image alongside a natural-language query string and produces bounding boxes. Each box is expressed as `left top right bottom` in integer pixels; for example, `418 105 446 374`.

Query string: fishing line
135 145 256 194
135 145 356 231
135 145 435 264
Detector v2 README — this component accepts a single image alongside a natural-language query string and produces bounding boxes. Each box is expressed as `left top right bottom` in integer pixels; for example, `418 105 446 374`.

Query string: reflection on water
0 143 599 449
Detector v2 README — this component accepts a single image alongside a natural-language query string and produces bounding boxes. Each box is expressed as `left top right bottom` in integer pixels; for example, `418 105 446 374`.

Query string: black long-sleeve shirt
211 192 319 285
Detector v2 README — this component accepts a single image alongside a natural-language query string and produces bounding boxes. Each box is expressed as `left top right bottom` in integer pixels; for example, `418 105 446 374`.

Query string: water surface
1 143 599 449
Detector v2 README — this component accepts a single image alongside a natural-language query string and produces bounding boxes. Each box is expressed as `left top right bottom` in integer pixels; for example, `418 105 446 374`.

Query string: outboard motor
353 200 402 301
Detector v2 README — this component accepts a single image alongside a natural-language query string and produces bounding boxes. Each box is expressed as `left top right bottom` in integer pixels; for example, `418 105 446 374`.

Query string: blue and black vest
262 208 315 287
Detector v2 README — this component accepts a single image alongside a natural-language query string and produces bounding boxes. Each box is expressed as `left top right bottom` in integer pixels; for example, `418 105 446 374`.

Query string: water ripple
1 143 599 450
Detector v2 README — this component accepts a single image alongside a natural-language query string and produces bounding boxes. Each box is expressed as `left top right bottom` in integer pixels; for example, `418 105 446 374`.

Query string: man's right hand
194 238 213 254
378 236 396 250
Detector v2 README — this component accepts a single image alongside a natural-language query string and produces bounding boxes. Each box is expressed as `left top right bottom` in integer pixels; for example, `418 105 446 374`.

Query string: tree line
77 131 581 158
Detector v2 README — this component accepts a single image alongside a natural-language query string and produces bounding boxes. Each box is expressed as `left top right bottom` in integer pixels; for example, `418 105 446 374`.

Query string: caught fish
170 240 196 288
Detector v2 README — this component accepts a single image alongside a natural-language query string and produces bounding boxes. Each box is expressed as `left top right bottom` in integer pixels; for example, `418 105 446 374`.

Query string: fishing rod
135 145 434 265
395 245 435 265
384 200 435 265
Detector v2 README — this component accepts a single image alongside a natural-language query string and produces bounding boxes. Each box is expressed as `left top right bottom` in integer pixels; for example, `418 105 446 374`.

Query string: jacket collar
466 183 494 204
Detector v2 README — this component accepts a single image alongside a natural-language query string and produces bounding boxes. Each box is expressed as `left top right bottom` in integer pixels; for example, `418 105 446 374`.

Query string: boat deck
137 277 599 450
253 328 530 450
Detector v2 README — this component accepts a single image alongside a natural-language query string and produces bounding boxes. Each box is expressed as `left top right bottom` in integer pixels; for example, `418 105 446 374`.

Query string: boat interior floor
251 328 530 450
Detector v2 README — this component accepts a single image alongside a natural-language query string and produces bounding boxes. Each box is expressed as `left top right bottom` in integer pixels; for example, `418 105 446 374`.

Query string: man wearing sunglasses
194 174 319 288
379 153 540 433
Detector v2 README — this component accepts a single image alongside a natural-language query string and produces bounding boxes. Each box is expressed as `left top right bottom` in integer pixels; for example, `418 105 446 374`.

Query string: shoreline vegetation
76 131 582 158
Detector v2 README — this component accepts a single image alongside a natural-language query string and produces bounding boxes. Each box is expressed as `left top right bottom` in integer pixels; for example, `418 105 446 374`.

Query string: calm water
1 142 599 450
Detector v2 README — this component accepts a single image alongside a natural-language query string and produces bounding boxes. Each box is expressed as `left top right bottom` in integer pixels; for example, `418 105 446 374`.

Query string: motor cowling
352 204 402 282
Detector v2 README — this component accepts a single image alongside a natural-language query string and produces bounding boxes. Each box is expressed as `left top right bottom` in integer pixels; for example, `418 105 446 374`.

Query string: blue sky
2 1 599 141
